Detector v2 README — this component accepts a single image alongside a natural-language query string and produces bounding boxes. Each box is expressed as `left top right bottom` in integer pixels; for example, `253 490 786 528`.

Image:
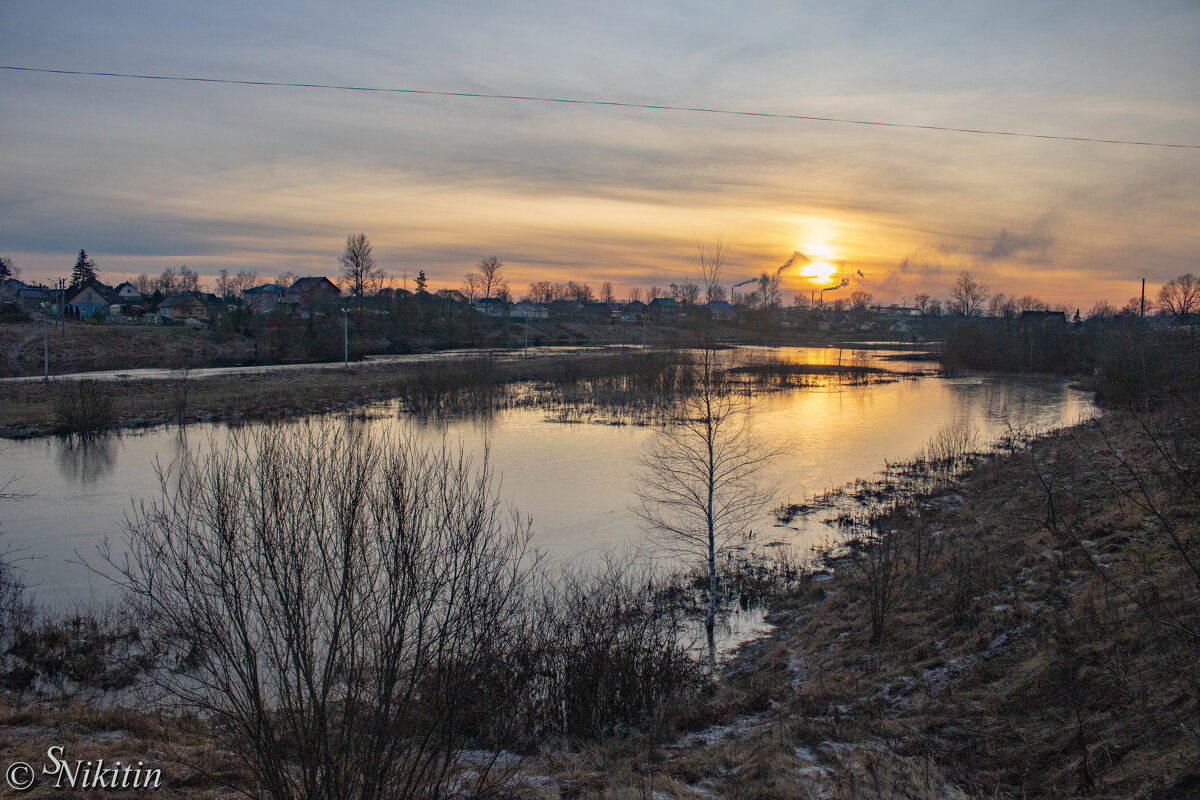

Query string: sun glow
801 261 838 285
794 222 842 286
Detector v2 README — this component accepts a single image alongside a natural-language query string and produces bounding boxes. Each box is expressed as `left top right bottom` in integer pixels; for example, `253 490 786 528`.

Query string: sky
2 0 1198 309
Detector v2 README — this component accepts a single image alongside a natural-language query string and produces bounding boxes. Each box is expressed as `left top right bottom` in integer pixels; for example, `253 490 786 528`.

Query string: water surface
0 347 1093 605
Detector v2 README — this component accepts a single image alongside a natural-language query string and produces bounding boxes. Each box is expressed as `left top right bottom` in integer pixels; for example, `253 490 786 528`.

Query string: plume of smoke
731 251 811 288
775 250 810 277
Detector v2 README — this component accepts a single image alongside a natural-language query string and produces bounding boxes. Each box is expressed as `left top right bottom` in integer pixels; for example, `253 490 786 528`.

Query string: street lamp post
341 308 349 365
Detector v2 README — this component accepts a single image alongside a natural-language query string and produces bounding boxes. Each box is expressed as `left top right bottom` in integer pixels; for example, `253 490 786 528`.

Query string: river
0 346 1094 607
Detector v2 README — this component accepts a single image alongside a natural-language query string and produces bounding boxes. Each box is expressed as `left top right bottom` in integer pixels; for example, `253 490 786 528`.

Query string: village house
280 277 341 316
547 299 583 319
109 281 147 316
472 297 508 317
242 282 286 314
705 300 735 320
64 279 115 319
158 292 212 321
1 279 54 314
648 297 680 319
619 300 647 322
509 300 548 320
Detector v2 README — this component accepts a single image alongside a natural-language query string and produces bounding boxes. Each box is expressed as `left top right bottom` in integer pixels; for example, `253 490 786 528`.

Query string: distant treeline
941 317 1199 407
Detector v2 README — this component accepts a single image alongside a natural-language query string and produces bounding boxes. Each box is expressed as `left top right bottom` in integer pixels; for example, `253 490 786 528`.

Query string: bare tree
756 272 782 310
475 255 507 300
600 281 616 304
695 236 728 304
461 272 483 303
218 268 259 299
155 267 178 295
567 281 593 302
948 270 990 316
670 279 701 305
110 422 537 800
632 347 779 660
1088 300 1118 321
1017 293 1047 312
176 265 200 293
0 256 13 280
628 287 643 304
850 290 873 326
525 281 552 304
339 233 385 299
914 292 930 314
1157 273 1200 319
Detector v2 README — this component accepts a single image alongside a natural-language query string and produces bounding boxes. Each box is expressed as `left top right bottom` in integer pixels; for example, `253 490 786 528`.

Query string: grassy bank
693 399 1200 798
0 347 919 438
0 348 682 436
1 314 904 380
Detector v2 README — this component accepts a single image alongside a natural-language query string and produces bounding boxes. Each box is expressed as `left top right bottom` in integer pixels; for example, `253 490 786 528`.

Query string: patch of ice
672 711 769 749
794 746 818 763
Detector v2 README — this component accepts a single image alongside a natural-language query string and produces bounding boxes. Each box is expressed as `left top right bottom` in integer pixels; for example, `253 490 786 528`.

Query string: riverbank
0 345 932 439
1 316 925 380
0 347 663 437
704 400 1200 798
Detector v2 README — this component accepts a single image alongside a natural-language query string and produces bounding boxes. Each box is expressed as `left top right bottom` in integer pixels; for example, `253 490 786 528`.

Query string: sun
793 222 841 286
801 261 838 286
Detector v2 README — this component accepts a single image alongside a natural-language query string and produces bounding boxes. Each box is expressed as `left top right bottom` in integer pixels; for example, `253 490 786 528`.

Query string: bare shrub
845 523 907 644
529 555 707 740
51 379 117 433
921 417 980 473
0 470 31 655
5 604 149 695
108 421 537 800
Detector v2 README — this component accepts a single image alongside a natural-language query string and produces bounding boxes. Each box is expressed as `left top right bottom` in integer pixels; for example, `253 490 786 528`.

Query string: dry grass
0 698 241 798
727 402 1200 799
0 349 691 436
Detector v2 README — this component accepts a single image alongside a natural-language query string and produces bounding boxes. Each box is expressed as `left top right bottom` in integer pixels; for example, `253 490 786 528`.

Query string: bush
51 379 116 433
528 556 708 740
111 421 539 800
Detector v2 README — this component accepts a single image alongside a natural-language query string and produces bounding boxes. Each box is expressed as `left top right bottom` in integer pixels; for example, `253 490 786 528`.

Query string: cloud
979 226 1054 262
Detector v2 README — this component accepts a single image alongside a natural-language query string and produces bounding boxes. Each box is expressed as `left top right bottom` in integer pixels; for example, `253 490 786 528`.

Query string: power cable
3 64 1197 150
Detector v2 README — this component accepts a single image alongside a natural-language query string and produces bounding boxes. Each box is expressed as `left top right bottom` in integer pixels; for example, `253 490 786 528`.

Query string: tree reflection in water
54 434 118 485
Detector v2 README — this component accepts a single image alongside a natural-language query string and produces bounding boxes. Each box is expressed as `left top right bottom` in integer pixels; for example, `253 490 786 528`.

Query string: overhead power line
3 64 1198 150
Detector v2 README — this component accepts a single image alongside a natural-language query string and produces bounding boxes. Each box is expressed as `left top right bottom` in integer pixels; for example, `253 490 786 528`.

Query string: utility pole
342 308 349 365
1140 278 1146 318
43 311 49 380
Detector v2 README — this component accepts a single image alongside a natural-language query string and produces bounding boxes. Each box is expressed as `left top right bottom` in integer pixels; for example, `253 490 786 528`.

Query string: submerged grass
3 346 918 437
